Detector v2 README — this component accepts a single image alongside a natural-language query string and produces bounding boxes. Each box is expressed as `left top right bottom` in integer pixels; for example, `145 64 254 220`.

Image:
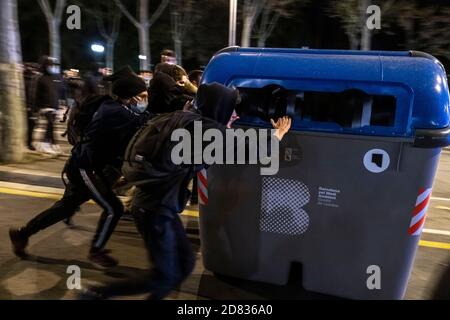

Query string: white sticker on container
317 187 340 208
363 149 390 173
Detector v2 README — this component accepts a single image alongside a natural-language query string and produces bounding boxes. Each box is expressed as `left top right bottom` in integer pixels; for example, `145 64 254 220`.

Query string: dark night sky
16 0 450 73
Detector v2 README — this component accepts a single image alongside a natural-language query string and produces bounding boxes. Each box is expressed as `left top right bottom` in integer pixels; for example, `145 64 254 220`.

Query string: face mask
143 76 152 87
47 66 60 75
131 100 148 113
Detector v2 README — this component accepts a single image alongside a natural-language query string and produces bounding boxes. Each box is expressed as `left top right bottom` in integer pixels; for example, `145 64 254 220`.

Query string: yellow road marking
0 187 449 249
435 205 450 211
183 209 199 218
0 187 62 200
0 187 197 217
418 240 450 250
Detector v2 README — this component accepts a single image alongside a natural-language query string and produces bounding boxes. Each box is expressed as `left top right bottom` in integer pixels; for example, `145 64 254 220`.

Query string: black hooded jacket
123 82 239 216
148 71 194 114
34 69 64 111
71 99 150 171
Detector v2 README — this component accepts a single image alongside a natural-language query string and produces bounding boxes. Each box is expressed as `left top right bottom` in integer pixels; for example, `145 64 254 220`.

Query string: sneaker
88 249 119 268
9 228 29 258
39 142 56 155
51 144 62 155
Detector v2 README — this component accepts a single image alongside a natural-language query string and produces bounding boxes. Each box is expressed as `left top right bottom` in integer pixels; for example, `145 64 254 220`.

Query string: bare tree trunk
240 0 267 47
114 0 169 70
349 33 359 49
360 0 372 50
138 25 150 70
170 1 194 67
48 19 61 61
174 39 182 65
257 36 266 47
138 0 150 70
0 0 26 162
255 2 284 48
38 0 66 62
91 3 121 72
241 15 253 47
105 40 114 71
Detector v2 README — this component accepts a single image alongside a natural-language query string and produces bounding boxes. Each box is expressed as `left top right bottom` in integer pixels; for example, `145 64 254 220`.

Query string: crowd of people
22 50 202 155
10 49 292 300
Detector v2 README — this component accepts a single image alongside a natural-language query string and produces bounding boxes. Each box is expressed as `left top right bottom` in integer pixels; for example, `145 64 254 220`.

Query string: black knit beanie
104 65 147 99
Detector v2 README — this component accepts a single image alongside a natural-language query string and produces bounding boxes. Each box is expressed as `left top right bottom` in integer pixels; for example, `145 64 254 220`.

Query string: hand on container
271 116 292 141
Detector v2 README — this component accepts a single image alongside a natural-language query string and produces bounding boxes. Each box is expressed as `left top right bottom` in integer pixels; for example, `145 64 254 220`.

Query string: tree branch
148 0 170 27
95 16 109 40
180 0 194 38
113 0 141 28
266 12 280 37
111 11 122 40
54 0 67 23
37 0 53 21
171 10 179 41
382 0 397 14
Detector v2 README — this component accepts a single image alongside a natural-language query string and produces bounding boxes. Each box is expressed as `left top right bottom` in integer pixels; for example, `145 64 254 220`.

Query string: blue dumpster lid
202 47 450 146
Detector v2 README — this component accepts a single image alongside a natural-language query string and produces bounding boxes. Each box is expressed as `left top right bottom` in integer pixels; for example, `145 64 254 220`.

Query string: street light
138 55 147 60
91 44 105 53
229 0 237 46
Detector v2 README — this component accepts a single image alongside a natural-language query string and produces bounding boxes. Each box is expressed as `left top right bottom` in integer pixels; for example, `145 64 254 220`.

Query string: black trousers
43 110 56 144
24 160 123 251
26 110 36 148
95 207 195 299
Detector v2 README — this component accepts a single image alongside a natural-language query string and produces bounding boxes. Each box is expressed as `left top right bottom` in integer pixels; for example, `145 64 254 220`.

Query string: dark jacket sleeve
74 105 151 170
149 72 192 114
186 118 275 171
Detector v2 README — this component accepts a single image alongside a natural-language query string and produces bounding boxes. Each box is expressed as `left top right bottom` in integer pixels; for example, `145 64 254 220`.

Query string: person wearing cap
9 66 151 268
160 49 177 65
149 63 197 115
32 56 64 154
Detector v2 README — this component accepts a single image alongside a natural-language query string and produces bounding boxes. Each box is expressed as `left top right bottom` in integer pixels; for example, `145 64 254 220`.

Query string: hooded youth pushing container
197 47 450 300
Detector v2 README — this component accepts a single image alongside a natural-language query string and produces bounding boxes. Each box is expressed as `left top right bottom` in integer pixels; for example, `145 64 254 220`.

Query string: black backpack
65 95 112 145
123 110 201 183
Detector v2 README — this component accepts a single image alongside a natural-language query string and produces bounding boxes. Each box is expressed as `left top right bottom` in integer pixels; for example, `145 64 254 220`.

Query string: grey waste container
198 47 450 299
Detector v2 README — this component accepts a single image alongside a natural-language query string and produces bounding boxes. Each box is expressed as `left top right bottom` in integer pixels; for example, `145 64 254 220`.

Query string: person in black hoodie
9 66 151 268
33 56 64 154
148 63 196 114
79 82 291 299
23 62 41 151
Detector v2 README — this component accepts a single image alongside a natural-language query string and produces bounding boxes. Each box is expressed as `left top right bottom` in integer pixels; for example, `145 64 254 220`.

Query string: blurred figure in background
9 66 151 268
188 69 203 88
160 49 177 65
139 70 153 88
63 69 84 112
83 63 107 98
33 56 64 155
60 69 84 143
23 62 41 151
